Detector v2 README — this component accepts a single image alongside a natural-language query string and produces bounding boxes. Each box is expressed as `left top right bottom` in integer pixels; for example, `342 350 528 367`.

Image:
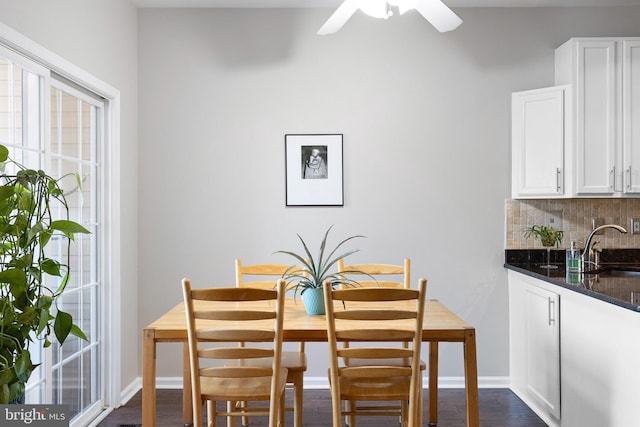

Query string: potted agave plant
0 144 90 404
276 225 365 315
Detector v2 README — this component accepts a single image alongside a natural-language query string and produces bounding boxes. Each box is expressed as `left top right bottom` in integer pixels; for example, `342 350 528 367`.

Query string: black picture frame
285 134 344 207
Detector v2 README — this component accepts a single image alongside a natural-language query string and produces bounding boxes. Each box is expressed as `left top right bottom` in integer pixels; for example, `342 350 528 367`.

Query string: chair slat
199 347 274 360
200 366 273 378
337 347 413 360
353 281 405 288
337 259 411 290
341 263 405 275
332 288 419 302
334 310 417 321
191 287 276 302
196 329 275 342
235 280 277 290
339 366 412 378
336 329 415 341
195 310 276 321
239 264 292 276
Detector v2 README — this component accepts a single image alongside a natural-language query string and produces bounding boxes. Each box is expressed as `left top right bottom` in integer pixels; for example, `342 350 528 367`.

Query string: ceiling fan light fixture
388 0 419 15
317 0 462 35
359 0 391 19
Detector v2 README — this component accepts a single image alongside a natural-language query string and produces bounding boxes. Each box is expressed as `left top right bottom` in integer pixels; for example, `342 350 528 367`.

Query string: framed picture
285 134 344 207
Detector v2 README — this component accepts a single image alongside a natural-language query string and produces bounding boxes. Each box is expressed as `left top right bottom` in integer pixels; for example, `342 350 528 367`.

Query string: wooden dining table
142 298 479 427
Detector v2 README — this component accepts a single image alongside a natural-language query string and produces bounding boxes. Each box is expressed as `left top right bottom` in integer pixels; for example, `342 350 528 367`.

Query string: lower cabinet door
509 271 561 425
524 285 561 419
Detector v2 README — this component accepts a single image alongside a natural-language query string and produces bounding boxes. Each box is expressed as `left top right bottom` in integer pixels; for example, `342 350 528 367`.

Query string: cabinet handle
627 167 632 189
556 168 561 192
548 297 556 326
610 167 615 190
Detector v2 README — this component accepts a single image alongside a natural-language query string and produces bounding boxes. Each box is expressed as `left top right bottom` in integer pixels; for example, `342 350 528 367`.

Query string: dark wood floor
98 388 547 427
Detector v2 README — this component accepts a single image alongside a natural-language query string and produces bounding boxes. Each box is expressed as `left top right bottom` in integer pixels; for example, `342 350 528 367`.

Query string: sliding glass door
0 46 105 425
0 47 48 405
49 82 103 423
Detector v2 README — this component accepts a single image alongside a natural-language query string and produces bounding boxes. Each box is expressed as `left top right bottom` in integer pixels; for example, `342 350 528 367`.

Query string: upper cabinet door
575 40 617 194
623 40 640 194
512 87 565 198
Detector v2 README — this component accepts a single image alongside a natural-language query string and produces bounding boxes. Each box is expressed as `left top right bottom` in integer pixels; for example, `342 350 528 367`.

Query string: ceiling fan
317 0 462 35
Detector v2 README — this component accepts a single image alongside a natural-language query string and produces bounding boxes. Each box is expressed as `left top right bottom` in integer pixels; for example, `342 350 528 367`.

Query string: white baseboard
438 376 510 388
134 375 510 392
85 408 114 427
157 376 185 389
120 377 142 406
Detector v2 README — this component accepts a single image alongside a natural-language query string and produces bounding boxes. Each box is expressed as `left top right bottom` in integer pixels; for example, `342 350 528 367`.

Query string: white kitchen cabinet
511 86 568 198
508 271 561 427
508 269 640 427
560 284 640 427
623 40 640 193
555 37 640 195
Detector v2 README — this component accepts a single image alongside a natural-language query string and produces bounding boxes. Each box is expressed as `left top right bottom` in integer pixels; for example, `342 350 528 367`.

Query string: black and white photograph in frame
301 145 328 179
285 134 343 206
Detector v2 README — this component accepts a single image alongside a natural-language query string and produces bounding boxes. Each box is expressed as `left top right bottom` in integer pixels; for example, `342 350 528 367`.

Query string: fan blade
317 0 360 35
414 0 462 32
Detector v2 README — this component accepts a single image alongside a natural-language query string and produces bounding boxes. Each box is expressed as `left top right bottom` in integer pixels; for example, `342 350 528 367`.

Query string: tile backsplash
505 199 640 249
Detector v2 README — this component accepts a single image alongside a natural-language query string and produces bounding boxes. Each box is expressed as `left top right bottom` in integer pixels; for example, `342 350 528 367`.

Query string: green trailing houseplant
276 225 368 314
0 144 90 404
523 224 564 248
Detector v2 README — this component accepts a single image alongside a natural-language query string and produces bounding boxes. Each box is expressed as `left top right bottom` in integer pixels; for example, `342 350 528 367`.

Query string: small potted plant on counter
523 224 564 269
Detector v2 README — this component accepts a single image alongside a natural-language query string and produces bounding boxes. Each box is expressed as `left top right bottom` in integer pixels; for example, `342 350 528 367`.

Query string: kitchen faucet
582 224 628 271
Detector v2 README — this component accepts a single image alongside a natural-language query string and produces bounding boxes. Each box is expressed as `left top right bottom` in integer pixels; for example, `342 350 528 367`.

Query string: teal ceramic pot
302 287 325 315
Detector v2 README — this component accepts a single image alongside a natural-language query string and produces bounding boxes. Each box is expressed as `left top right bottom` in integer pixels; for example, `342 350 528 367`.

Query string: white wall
0 0 139 392
138 5 640 382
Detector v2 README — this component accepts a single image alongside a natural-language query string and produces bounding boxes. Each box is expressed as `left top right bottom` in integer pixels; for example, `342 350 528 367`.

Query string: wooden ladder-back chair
182 278 288 427
337 257 425 422
235 260 307 427
323 278 428 427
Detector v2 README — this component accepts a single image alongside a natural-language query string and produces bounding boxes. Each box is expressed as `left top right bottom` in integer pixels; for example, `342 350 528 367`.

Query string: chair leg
348 401 357 427
278 391 286 427
292 372 304 427
419 375 424 425
227 401 237 427
330 397 342 427
401 399 408 426
206 400 216 427
239 401 249 427
344 400 351 426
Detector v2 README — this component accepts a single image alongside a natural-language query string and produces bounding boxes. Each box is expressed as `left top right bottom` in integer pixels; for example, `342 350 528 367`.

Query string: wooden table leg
428 341 438 426
464 330 480 427
293 372 303 427
183 342 194 426
142 329 157 427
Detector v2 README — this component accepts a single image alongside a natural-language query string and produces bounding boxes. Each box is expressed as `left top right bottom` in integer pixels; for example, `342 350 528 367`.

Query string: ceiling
132 0 640 8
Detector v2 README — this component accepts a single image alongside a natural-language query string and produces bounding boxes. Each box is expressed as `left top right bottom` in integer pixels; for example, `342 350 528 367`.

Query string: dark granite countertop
505 249 640 312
